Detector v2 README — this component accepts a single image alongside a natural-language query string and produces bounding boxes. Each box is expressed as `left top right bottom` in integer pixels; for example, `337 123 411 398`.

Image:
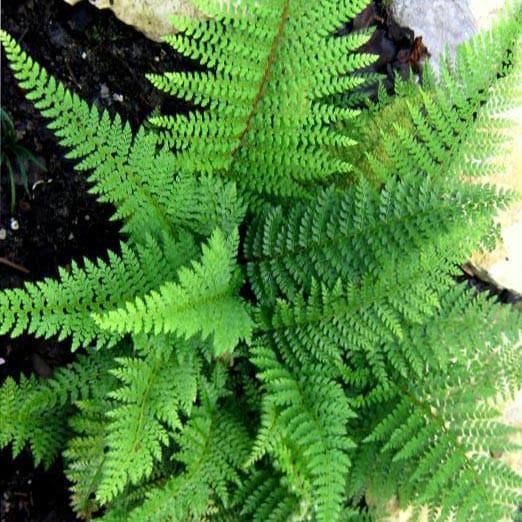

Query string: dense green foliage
1 1 521 520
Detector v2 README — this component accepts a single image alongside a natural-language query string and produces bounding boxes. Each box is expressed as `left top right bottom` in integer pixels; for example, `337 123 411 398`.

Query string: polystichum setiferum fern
1 1 521 520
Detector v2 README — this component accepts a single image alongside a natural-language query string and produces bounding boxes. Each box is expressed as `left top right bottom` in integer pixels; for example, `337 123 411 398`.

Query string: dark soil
0 1 518 521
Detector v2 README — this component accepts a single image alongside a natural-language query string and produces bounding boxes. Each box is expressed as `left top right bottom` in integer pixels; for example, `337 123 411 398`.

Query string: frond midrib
228 1 290 164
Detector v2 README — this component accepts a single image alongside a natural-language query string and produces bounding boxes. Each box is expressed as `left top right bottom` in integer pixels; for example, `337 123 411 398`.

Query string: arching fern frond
94 229 253 355
149 0 376 202
0 31 174 242
0 234 195 350
0 31 245 243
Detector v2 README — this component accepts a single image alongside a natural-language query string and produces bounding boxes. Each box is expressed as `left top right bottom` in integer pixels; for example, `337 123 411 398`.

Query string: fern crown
1 1 521 520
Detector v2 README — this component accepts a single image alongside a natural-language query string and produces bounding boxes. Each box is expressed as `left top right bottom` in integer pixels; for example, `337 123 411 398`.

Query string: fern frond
64 384 117 517
95 335 200 503
234 467 302 522
0 234 194 349
249 341 356 521
149 0 376 202
346 4 522 189
121 403 251 521
0 350 114 467
245 175 509 305
94 229 253 355
244 172 510 387
0 31 174 241
364 297 522 520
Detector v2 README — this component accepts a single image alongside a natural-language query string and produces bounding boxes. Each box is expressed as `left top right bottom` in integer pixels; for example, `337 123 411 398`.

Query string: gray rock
63 0 204 41
389 0 478 74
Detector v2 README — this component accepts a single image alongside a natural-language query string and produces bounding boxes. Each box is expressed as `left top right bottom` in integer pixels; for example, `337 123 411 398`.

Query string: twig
0 256 30 274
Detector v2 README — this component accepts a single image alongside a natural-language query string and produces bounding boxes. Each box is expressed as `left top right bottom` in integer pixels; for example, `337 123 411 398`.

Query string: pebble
99 84 110 100
0 228 6 240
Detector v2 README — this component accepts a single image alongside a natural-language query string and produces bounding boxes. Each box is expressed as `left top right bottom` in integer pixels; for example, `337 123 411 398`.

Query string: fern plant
1 1 521 520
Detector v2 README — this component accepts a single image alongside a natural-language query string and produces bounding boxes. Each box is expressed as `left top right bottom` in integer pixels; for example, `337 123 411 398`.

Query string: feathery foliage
1 0 521 520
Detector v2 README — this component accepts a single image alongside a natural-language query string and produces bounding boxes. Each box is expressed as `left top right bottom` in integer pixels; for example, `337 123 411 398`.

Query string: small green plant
0 1 521 520
1 107 45 213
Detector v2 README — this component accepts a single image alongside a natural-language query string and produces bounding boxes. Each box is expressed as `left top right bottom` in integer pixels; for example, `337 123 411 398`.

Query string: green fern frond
0 234 195 349
0 350 114 467
234 467 302 522
245 172 510 387
0 30 173 241
65 400 109 517
245 175 510 305
94 335 200 503
64 378 118 518
363 297 522 520
93 229 253 355
121 402 251 522
249 341 356 521
148 0 376 202
346 4 522 189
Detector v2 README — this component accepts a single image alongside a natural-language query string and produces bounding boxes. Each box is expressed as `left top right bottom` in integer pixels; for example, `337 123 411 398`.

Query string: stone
389 0 478 75
63 0 204 41
466 105 522 296
469 0 510 31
